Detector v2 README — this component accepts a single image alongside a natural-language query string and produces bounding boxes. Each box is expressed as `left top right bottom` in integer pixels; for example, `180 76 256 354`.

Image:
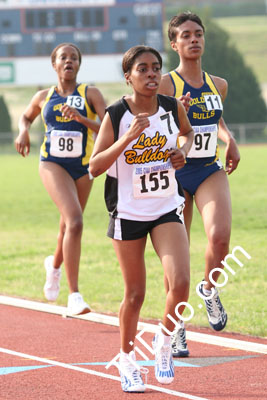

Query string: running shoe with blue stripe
119 351 148 392
152 334 174 384
199 283 227 331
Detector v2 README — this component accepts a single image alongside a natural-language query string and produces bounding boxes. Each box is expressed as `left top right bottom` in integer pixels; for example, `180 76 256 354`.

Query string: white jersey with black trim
104 95 185 221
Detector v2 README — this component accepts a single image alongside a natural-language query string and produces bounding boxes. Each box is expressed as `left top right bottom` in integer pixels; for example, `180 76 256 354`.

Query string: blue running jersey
40 83 97 166
169 71 224 195
169 70 223 165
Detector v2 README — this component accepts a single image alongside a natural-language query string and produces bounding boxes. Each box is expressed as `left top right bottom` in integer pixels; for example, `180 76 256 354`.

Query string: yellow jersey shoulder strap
77 83 97 119
76 83 87 98
41 86 56 124
204 72 220 95
169 70 185 98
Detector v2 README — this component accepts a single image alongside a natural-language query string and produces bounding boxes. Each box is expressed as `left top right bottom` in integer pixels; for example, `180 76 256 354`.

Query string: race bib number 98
133 164 176 199
50 130 82 158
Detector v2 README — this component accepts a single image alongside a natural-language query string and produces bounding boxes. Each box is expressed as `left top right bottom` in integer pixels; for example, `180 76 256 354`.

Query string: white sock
163 335 171 345
159 331 171 345
203 287 212 296
120 349 132 359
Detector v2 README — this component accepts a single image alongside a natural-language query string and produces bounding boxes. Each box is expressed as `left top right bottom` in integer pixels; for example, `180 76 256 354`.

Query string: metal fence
1 122 267 154
228 123 267 144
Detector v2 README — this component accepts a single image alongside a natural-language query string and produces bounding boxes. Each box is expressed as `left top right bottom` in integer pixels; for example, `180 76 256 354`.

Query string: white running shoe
43 256 61 301
171 321 189 358
67 292 91 315
152 333 174 384
119 351 148 393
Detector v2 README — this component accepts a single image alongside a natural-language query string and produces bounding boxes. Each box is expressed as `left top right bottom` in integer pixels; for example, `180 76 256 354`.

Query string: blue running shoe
152 334 174 384
199 283 227 331
119 351 148 392
171 321 189 358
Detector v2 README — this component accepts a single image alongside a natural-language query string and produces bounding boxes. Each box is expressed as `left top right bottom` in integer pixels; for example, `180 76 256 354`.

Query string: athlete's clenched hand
169 148 186 170
127 113 150 141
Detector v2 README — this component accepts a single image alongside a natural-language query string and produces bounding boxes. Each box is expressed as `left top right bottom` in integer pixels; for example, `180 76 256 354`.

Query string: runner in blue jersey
159 12 240 356
15 43 106 315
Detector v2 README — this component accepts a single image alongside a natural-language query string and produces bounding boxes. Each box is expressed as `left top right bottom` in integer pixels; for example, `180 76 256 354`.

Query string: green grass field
0 145 266 338
216 16 267 84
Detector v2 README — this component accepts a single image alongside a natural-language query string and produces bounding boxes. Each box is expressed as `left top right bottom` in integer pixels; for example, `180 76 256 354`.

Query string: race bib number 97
187 124 218 158
133 164 176 199
50 130 82 158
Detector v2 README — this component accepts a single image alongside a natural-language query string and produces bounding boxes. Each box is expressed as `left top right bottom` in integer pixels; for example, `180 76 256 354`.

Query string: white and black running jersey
104 94 185 221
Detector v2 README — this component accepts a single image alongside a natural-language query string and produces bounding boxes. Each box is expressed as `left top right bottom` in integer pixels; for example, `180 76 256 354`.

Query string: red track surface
1 304 267 400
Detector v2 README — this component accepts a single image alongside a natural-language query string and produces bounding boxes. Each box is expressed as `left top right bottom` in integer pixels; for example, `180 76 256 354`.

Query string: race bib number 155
133 165 176 199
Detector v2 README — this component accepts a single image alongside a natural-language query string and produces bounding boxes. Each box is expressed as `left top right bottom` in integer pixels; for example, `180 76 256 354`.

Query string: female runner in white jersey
89 45 194 393
15 43 106 315
158 12 240 356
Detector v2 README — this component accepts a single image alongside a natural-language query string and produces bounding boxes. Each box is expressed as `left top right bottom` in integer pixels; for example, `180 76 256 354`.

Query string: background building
0 0 164 85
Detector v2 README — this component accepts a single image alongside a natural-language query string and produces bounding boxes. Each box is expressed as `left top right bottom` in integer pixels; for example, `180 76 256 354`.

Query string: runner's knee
66 215 83 236
124 289 145 310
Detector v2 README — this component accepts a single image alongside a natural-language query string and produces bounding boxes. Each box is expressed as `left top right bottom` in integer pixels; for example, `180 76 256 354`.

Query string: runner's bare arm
212 75 240 174
15 89 48 157
169 100 194 170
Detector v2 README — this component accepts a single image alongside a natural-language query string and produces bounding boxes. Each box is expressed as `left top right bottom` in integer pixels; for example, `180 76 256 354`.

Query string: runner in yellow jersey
159 12 240 356
15 43 106 315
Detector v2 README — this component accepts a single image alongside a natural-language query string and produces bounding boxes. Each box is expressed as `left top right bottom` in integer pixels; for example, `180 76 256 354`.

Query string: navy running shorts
40 156 89 181
175 158 223 196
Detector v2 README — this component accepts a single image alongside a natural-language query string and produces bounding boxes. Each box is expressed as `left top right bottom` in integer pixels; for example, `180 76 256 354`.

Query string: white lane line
0 347 209 400
0 295 266 354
